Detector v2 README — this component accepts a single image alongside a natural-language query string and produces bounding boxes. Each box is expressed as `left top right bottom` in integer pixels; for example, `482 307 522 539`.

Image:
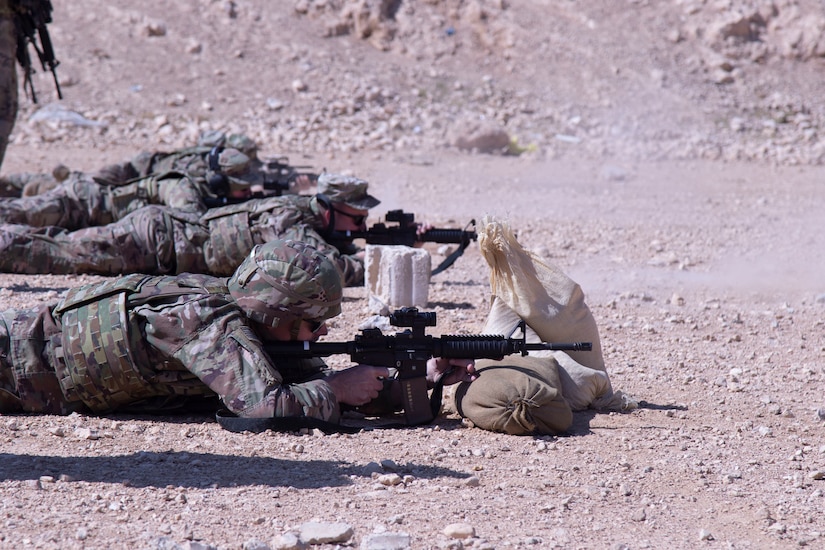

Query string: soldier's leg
0 307 82 414
0 311 23 411
0 9 18 172
0 174 109 229
0 206 176 274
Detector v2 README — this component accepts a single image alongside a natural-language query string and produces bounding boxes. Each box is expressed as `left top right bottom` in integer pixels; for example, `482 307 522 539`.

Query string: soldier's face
331 203 369 231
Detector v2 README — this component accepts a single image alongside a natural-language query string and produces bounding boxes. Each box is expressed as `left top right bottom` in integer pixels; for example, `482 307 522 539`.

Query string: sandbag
478 218 632 412
483 295 619 411
478 218 606 372
453 355 572 436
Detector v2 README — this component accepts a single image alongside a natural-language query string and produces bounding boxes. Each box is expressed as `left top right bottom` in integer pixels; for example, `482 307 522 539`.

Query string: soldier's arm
157 175 208 215
175 318 341 421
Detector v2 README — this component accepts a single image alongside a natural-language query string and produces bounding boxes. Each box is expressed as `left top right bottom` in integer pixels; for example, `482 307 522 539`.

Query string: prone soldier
0 239 476 424
0 173 379 286
0 147 256 230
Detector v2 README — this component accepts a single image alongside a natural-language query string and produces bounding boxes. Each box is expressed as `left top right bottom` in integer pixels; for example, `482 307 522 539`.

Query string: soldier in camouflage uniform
0 129 245 196
0 0 18 178
0 239 389 420
0 173 377 286
0 148 258 230
0 238 477 421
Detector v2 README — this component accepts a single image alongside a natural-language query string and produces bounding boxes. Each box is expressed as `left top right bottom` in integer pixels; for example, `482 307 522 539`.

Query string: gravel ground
2 2 825 549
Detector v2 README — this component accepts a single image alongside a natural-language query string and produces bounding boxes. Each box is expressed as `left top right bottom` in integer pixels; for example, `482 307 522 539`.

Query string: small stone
243 539 271 550
298 522 353 544
443 523 475 539
376 473 402 486
359 532 412 550
270 531 304 550
463 476 480 487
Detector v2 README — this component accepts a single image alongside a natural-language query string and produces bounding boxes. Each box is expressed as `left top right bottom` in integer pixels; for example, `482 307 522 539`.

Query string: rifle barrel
265 336 592 360
420 228 477 244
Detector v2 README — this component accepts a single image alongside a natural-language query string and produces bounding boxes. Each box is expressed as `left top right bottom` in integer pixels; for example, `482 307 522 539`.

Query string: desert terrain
1 1 824 549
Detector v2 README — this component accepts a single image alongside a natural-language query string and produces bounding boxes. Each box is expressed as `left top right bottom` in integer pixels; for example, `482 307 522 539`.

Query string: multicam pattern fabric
202 194 365 286
0 194 364 286
317 173 380 210
228 239 343 328
0 172 207 230
0 205 208 275
94 146 214 186
0 272 341 421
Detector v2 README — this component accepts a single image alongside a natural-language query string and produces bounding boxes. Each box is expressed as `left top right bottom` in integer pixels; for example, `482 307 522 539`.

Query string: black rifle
202 157 319 208
330 210 478 275
265 307 591 426
13 0 62 103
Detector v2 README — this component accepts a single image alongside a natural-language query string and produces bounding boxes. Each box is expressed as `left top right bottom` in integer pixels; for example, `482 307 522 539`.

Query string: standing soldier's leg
0 4 18 173
0 206 178 275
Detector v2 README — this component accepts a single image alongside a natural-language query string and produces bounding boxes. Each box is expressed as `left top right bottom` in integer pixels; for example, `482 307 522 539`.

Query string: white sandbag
478 218 606 372
478 218 631 411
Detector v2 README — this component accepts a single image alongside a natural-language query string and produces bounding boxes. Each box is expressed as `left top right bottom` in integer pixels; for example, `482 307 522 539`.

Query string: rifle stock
264 308 591 425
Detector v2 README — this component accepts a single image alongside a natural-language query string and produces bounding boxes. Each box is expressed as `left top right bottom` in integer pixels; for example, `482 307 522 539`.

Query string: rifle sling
431 239 471 276
215 379 445 434
214 409 433 434
215 409 364 434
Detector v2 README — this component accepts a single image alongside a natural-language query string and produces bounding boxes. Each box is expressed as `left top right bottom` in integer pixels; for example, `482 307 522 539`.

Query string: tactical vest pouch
105 175 160 220
52 275 156 412
203 211 254 276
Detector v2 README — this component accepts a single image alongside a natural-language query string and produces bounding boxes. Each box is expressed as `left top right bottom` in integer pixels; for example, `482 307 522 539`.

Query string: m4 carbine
265 307 591 425
330 210 478 275
13 0 62 103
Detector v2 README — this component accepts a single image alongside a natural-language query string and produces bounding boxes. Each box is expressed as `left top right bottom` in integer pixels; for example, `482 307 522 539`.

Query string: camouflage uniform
0 131 256 197
0 0 18 175
0 149 256 230
0 240 345 421
0 176 373 285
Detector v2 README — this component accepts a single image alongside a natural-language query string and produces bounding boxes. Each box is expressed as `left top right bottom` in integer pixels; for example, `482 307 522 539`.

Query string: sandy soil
1 2 824 549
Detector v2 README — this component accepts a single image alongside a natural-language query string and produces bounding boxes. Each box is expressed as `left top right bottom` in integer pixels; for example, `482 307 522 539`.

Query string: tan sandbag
454 355 572 436
483 295 622 411
478 218 606 373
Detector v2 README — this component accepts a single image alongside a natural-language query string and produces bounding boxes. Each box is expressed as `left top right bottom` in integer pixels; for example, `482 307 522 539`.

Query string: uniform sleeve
173 316 341 422
281 224 365 287
158 176 208 215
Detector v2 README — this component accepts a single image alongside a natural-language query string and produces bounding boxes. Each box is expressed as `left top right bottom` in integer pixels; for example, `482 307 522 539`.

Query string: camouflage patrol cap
226 133 258 159
228 239 343 329
210 147 258 192
317 173 380 210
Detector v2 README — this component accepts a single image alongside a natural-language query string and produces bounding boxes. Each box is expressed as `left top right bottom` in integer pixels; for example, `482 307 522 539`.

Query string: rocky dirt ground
1 1 824 549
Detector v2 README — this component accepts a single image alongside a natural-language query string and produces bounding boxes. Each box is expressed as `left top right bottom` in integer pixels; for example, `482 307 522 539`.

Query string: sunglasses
333 207 367 226
307 320 325 335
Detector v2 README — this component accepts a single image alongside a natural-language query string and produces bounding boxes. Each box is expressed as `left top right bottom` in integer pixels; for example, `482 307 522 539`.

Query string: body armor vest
51 274 228 412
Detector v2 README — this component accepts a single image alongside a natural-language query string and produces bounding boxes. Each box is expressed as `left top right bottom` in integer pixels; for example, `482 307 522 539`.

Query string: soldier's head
316 173 380 232
206 147 258 198
226 133 258 160
228 239 343 341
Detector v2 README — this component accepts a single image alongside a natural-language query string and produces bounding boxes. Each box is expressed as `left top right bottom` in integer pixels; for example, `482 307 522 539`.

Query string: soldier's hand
326 365 390 406
426 357 477 387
